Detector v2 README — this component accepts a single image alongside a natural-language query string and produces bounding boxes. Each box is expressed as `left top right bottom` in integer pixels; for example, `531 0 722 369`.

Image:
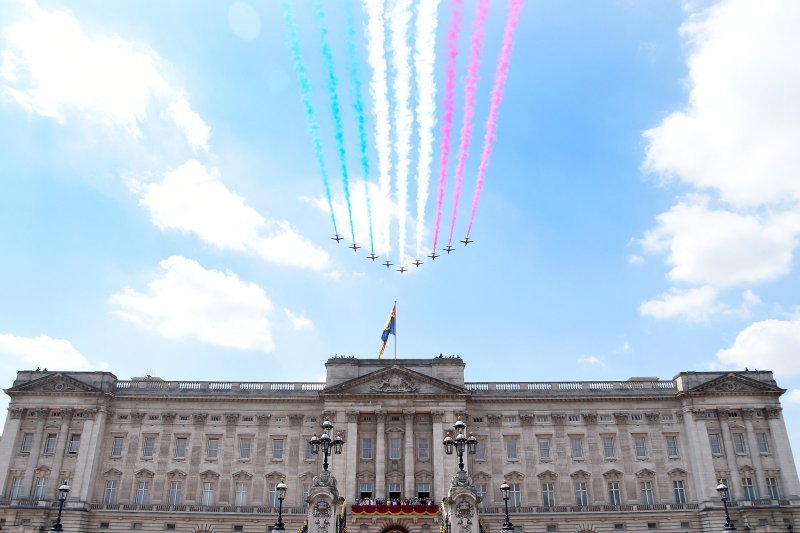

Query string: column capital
765 407 782 419
226 413 240 425
10 408 24 419
645 412 661 424
520 413 536 426
161 412 177 424
431 411 445 423
257 414 271 425
345 411 360 423
402 409 416 417
375 410 387 423
192 412 208 425
131 412 147 423
581 413 597 425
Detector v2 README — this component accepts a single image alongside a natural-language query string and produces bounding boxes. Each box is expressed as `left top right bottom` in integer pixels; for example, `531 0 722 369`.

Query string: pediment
321 365 467 396
135 468 154 478
7 373 102 394
686 373 783 395
167 469 187 479
537 470 557 480
232 470 253 480
603 469 623 478
570 469 590 479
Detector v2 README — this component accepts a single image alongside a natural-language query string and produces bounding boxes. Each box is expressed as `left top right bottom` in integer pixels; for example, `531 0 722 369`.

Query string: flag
378 304 396 359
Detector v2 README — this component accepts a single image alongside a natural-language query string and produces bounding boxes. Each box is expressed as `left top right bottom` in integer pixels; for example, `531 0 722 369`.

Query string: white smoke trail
413 0 441 260
389 0 413 266
363 0 393 257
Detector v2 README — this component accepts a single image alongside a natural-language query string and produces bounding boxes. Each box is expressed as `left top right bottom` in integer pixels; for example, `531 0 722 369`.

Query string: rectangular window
201 482 215 506
631 414 643 422
634 436 648 458
33 477 47 500
305 441 314 460
509 483 522 507
474 440 486 460
235 482 248 506
599 415 612 422
303 483 311 507
603 437 615 459
536 415 550 423
666 436 680 457
133 523 143 530
709 434 723 455
44 433 57 454
239 438 252 460
505 416 518 424
389 437 402 460
475 483 488 508
542 483 555 507
388 482 402 499
608 482 621 505
142 436 156 457
417 483 432 499
67 434 81 454
641 481 654 504
207 438 219 459
757 433 770 454
766 477 780 499
272 438 284 460
733 434 747 454
175 437 187 459
575 482 588 506
359 483 373 499
135 481 150 505
10 477 24 499
742 478 756 501
570 437 584 459
539 439 551 460
112 437 124 457
103 480 117 504
268 483 280 507
168 481 182 505
418 437 430 460
20 433 33 453
568 415 581 422
361 437 373 460
673 480 687 504
506 438 518 460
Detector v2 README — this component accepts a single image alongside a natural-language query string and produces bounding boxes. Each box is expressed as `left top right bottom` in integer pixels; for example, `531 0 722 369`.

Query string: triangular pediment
686 373 783 395
7 373 102 394
322 365 467 396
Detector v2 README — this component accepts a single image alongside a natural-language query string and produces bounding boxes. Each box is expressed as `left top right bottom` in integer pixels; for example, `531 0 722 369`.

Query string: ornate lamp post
309 417 345 472
717 483 737 533
500 479 514 532
442 418 478 472
50 480 71 532
273 478 288 531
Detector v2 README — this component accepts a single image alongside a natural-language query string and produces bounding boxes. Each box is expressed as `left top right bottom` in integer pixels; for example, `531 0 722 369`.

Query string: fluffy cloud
578 355 605 367
285 309 314 331
109 256 276 352
639 286 720 322
788 389 800 404
134 160 330 270
0 333 104 371
717 316 800 377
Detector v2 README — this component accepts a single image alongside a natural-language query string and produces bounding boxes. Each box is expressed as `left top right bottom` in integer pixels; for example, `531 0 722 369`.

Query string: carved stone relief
369 373 419 393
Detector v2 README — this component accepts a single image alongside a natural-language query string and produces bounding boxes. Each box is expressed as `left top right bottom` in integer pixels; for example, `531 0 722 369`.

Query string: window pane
418 437 430 460
389 438 401 460
136 481 150 504
575 482 588 505
666 436 679 457
603 437 615 459
510 483 521 507
207 438 219 459
506 439 518 460
362 438 373 460
641 481 654 504
239 438 252 459
20 434 33 453
539 439 551 460
235 482 248 506
104 480 117 504
709 434 722 454
635 437 647 458
733 434 747 454
68 434 81 454
201 482 215 506
474 440 486 460
570 438 584 459
112 437 124 457
169 481 182 505
673 480 686 504
175 438 187 459
542 483 555 507
757 433 770 453
742 478 756 501
272 439 284 460
143 436 155 457
608 482 621 505
766 477 780 499
44 434 57 454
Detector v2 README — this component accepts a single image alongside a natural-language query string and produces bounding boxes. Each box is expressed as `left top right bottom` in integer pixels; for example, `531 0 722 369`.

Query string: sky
1 0 799 469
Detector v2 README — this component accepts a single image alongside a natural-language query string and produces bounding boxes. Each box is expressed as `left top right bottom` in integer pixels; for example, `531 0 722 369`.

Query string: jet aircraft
412 259 423 267
383 260 393 269
461 237 473 246
367 253 379 261
349 243 361 252
331 234 344 243
397 266 407 274
444 245 455 254
428 251 440 260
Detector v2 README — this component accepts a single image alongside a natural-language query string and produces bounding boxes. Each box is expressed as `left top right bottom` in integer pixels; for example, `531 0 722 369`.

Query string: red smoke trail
448 0 489 245
432 0 462 253
466 0 523 237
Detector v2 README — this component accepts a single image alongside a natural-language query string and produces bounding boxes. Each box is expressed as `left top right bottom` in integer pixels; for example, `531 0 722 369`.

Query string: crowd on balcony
353 497 435 506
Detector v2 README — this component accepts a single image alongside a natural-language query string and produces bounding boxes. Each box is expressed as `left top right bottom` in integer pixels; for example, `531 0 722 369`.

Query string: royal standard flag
378 304 396 358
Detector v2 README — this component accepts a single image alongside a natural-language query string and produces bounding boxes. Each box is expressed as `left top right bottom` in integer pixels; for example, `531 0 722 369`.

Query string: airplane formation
333 234 473 273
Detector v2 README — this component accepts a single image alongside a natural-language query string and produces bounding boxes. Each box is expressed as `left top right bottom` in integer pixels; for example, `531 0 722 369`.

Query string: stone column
22 409 47 494
718 411 744 499
344 411 359 501
742 410 767 497
375 410 386 499
70 407 107 502
766 407 800 498
0 408 24 494
681 409 717 503
432 411 445 501
50 410 75 496
404 409 415 498
306 471 342 533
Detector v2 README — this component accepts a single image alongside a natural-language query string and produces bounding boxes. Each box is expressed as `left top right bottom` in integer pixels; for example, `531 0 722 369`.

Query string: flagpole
394 300 397 360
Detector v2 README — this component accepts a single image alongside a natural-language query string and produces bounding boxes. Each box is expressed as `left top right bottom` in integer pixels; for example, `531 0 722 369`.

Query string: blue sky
2 0 800 468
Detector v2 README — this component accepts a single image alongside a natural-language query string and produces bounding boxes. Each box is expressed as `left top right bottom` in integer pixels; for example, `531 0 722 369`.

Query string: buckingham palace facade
0 357 798 533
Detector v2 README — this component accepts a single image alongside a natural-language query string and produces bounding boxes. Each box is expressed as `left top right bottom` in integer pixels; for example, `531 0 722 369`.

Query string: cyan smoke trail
363 0 393 257
413 0 441 260
432 0 462 253
280 2 338 235
448 0 489 245
345 0 375 253
467 0 524 237
314 0 356 244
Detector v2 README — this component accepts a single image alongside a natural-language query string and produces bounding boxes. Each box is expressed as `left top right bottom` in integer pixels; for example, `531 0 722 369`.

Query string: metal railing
464 381 676 393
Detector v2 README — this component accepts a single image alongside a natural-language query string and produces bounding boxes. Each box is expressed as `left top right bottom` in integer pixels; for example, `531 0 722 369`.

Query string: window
733 434 747 454
766 477 780 499
272 438 285 460
634 436 648 458
10 478 23 499
19 433 33 453
608 482 621 505
473 417 484 423
233 527 243 532
663 415 674 422
742 478 756 501
570 437 584 459
303 483 311 506
536 415 549 423
758 519 769 527
132 523 143 530
631 414 643 422
359 483 373 499
418 437 430 460
641 481 654 504
304 441 314 460
568 415 581 422
417 483 432 499
201 482 215 506
361 437 373 460
100 522 110 529
547 526 558 533
242 416 254 422
210 416 221 422
603 437 615 459
539 439 551 460
666 436 680 457
614 525 624 531
44 433 57 454
575 482 588 506
239 438 252 460
648 524 658 530
67 434 81 454
388 482 402 499
728 412 738 418
599 415 612 422
389 438 401 460
179 415 190 422
135 481 150 504
509 482 522 507
505 416 518 424
166 525 177 531
680 523 690 530
542 483 555 507
709 434 723 455
142 436 156 457
112 437 124 457
475 440 486 460
268 483 280 507
673 480 686 504
757 433 770 454
207 438 220 459
175 437 187 459
168 481 182 505
235 482 248 506
506 438 519 460
33 477 47 500
475 483 488 508
705 412 717 419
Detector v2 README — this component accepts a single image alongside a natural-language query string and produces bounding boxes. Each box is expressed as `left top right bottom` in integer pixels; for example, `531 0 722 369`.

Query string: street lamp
717 483 737 533
50 480 71 532
273 478 288 531
442 418 478 472
500 479 514 532
309 417 345 472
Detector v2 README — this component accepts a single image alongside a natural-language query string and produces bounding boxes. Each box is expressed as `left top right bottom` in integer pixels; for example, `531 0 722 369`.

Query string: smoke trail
345 0 375 253
432 0 462 253
280 2 338 235
448 0 489 245
389 0 413 266
467 0 523 236
413 0 441 260
314 0 356 243
362 0 392 257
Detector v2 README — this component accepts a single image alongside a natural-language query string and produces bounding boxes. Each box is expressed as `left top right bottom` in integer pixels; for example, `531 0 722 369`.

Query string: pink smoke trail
447 0 489 246
431 0 462 253
466 0 524 237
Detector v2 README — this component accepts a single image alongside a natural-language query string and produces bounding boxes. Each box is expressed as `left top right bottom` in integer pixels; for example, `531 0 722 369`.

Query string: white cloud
134 160 330 271
109 256 276 352
788 389 800 404
284 309 314 331
717 316 800 378
0 333 106 371
627 255 644 265
578 355 606 367
639 285 720 322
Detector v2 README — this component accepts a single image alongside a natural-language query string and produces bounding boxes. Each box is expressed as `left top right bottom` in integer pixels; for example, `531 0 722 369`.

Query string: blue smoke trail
345 0 375 253
280 2 338 236
314 0 356 244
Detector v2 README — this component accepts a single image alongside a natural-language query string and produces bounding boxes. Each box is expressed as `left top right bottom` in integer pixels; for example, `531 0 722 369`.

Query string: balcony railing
88 503 307 514
480 503 699 513
114 381 325 395
464 381 676 394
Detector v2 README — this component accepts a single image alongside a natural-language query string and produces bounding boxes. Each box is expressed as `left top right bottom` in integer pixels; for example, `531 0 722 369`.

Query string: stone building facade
0 357 798 533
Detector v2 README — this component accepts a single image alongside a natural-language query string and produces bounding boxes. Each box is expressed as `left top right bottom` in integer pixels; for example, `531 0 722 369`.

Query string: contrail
413 0 441 260
280 2 338 236
467 0 524 237
432 0 462 253
448 0 489 245
362 0 392 257
389 0 413 266
345 0 375 253
314 0 356 244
